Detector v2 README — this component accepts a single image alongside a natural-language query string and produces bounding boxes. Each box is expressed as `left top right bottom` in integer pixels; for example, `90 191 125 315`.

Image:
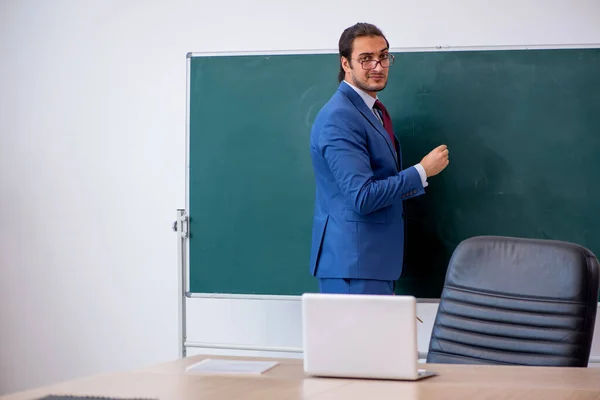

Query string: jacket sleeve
317 109 425 215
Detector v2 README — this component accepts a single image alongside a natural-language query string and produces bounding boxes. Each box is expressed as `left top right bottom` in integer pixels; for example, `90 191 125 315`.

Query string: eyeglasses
354 54 395 70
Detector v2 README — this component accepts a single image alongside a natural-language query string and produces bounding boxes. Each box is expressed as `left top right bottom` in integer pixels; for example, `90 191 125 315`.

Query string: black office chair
427 236 599 367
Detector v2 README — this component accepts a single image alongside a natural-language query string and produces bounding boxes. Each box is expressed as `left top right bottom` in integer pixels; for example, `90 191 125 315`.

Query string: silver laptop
301 293 437 380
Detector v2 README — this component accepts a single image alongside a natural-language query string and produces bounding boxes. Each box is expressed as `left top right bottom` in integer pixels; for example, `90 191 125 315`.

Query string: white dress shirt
343 80 428 188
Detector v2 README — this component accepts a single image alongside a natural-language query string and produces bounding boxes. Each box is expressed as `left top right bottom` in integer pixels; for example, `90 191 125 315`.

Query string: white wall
184 299 600 367
1 0 600 395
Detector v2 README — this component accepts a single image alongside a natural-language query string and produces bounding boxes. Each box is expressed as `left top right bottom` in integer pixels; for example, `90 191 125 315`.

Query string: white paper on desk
186 358 279 374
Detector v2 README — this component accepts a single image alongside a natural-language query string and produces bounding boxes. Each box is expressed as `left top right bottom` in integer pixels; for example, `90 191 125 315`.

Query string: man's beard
352 76 387 93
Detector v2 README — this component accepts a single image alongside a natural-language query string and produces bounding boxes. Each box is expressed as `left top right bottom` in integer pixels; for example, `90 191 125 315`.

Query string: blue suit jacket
309 82 425 281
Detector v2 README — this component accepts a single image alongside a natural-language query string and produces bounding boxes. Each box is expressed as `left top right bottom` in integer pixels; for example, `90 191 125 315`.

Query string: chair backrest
427 236 600 367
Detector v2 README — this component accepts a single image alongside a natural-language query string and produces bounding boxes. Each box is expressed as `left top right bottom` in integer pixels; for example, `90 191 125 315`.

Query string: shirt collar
343 80 378 109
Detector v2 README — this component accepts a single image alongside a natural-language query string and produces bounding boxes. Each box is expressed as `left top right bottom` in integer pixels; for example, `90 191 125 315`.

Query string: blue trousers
318 278 394 295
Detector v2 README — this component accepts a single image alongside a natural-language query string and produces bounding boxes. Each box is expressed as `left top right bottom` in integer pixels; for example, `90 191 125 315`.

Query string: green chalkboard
187 48 600 297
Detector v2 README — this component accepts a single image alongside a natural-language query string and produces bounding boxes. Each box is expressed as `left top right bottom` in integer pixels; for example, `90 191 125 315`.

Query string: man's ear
341 56 351 73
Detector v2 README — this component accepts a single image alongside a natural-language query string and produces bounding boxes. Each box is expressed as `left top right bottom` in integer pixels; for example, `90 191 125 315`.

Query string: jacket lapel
338 83 400 170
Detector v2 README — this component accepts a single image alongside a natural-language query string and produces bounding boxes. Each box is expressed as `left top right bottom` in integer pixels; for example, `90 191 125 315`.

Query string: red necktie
373 99 396 148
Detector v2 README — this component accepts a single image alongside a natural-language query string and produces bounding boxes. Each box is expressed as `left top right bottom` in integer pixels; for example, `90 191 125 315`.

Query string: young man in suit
309 22 449 295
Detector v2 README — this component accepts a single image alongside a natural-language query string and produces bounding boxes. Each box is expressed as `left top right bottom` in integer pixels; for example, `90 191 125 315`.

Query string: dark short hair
338 22 390 82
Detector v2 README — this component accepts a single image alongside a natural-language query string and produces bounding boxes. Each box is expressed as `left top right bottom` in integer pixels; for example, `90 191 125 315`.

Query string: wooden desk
3 355 600 400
